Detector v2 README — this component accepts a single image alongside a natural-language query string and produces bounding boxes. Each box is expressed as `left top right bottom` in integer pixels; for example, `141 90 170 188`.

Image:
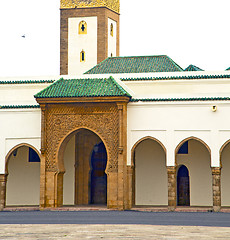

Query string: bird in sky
21 34 25 38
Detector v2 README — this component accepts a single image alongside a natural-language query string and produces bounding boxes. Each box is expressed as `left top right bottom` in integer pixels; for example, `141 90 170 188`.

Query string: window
80 50 85 62
110 23 113 37
178 141 188 154
79 21 87 34
29 148 40 162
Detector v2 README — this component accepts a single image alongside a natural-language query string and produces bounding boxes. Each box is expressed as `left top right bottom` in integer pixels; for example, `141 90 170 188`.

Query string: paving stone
0 225 230 240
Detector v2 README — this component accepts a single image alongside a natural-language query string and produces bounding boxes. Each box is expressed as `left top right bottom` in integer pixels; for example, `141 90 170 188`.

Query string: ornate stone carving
60 0 120 13
45 103 119 172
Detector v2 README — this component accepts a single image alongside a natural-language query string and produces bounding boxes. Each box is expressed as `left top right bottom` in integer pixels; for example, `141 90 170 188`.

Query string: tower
60 0 120 75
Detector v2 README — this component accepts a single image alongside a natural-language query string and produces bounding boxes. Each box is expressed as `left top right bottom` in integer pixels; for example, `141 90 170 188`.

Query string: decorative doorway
177 165 190 206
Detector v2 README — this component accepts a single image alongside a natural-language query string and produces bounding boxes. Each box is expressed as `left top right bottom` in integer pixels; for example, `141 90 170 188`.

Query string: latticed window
80 50 85 62
79 21 87 34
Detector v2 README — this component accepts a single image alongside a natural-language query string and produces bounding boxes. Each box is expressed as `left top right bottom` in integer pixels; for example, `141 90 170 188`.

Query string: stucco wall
68 16 97 75
6 146 40 205
135 139 167 205
108 18 116 57
176 140 212 206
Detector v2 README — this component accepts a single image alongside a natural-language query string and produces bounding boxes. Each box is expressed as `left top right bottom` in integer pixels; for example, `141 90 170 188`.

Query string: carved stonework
45 103 119 172
60 0 120 13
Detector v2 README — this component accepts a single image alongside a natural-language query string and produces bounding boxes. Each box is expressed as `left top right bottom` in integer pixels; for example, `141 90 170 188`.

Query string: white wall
6 146 40 205
135 139 167 205
63 136 75 205
108 18 117 58
68 17 97 75
176 140 212 206
221 143 230 206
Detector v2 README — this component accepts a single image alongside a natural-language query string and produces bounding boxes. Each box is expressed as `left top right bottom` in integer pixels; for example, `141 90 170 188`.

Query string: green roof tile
0 80 55 84
85 55 183 74
184 65 204 71
35 77 131 99
0 105 40 109
226 67 230 71
131 97 230 102
121 74 230 81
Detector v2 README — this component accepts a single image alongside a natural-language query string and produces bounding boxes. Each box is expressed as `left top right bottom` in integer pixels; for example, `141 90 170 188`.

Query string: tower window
79 21 87 34
110 23 113 37
80 50 85 62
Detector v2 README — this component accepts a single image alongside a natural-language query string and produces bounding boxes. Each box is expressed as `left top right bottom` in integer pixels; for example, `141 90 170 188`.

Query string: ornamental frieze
60 0 120 13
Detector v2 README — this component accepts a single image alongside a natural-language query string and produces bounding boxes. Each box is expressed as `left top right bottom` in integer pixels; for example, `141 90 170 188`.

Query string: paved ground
1 211 230 226
1 210 230 239
1 224 230 239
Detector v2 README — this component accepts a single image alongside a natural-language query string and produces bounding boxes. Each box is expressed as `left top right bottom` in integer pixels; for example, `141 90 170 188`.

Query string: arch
5 143 41 175
131 136 167 206
175 136 212 207
79 20 87 34
220 139 230 156
57 127 110 174
131 136 166 167
175 136 211 162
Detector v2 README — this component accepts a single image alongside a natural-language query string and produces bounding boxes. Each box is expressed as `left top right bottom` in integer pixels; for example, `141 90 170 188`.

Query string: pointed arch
5 143 41 175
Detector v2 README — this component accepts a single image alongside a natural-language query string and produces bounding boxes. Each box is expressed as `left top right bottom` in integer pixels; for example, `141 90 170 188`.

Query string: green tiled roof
0 80 55 84
85 55 183 74
35 77 131 98
131 97 230 102
226 67 230 71
121 74 230 81
184 65 204 71
0 105 40 109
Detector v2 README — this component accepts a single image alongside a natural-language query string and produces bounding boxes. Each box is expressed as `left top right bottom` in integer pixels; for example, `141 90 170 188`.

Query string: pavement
1 207 230 239
1 224 230 239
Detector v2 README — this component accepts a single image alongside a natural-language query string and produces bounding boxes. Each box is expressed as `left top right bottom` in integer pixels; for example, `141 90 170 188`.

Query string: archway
5 144 40 206
60 128 108 206
132 137 167 206
177 165 190 206
176 138 212 206
220 141 230 206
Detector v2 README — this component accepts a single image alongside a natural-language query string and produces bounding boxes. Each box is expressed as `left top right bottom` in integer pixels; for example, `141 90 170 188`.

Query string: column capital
211 167 221 175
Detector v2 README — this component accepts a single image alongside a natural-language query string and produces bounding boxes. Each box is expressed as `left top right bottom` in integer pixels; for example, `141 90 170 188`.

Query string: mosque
1 0 230 212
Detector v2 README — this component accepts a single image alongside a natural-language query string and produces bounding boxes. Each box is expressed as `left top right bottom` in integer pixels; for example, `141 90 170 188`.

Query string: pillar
0 174 6 210
167 166 176 211
127 165 134 209
212 167 221 212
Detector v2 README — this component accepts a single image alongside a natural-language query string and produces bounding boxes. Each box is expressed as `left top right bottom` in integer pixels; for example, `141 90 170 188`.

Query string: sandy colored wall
176 140 212 206
63 136 75 205
6 146 40 206
135 139 167 205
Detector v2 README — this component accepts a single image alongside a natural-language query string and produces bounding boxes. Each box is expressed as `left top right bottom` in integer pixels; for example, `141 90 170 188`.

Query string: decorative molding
60 0 120 13
45 103 119 172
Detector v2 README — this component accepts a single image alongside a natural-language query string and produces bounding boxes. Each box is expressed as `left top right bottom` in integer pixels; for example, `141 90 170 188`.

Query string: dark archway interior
90 142 107 204
177 165 190 206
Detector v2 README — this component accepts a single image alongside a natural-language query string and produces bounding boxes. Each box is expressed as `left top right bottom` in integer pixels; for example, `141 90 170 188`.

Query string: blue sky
0 0 229 77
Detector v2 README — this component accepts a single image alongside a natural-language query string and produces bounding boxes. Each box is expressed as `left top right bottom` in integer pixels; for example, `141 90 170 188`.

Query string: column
212 167 221 212
0 174 6 211
167 166 176 211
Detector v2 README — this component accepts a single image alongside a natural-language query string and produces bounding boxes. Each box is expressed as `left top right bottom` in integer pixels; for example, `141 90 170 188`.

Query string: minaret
60 0 120 75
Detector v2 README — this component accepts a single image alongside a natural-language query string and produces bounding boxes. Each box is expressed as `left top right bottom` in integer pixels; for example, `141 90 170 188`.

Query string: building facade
0 0 230 211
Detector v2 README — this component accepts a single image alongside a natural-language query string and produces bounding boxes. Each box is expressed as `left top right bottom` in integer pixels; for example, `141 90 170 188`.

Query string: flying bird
21 34 25 38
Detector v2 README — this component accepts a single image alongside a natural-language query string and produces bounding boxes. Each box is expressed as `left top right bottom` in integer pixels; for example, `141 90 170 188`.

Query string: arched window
110 23 113 37
80 50 85 62
79 21 87 34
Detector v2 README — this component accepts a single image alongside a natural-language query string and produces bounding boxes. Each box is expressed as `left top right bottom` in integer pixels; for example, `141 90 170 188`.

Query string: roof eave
35 96 131 104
